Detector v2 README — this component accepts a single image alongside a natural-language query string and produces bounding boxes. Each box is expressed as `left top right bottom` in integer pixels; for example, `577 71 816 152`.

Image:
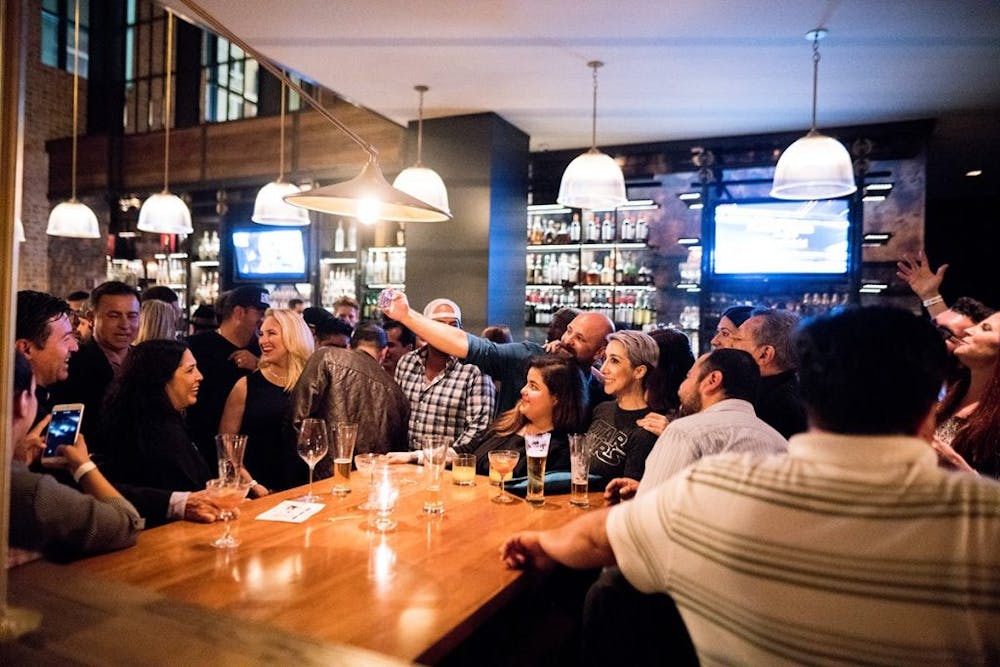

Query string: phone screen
44 407 83 457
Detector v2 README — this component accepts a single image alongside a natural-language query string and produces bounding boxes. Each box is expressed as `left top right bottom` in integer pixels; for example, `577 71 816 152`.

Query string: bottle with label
635 215 649 243
569 213 581 243
620 214 634 241
585 215 600 243
555 221 571 244
348 220 358 251
543 219 557 245
335 221 345 252
601 213 615 243
530 218 544 245
395 223 405 247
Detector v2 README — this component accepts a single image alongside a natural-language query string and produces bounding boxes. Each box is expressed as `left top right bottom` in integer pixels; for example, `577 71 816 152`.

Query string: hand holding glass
296 418 328 502
207 477 253 548
488 450 520 504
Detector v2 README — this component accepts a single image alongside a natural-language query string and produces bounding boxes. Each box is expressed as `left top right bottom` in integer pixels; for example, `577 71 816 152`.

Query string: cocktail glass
207 478 253 548
488 450 520 504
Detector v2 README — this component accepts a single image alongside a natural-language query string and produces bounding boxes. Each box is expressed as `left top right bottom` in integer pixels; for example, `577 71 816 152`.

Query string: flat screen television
231 226 308 282
708 198 852 279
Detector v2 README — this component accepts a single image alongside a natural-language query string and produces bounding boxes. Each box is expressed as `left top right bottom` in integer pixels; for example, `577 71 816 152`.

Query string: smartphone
43 403 85 462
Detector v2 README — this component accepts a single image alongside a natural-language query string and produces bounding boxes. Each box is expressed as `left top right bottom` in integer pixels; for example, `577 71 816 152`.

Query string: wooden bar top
44 468 603 664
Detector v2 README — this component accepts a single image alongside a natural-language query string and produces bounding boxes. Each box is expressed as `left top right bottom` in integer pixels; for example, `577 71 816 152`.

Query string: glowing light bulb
357 197 381 225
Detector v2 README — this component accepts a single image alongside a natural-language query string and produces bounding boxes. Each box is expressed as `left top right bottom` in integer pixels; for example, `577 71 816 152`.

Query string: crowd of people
7 246 999 661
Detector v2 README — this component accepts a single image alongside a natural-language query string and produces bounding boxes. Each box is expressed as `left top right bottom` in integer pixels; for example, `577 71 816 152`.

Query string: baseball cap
228 285 270 311
423 298 462 326
302 306 335 328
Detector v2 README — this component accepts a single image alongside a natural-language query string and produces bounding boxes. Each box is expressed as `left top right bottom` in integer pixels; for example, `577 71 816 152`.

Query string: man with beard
381 291 612 414
605 348 787 503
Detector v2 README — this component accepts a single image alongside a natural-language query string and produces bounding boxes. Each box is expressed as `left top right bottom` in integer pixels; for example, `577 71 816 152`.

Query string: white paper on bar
255 500 325 523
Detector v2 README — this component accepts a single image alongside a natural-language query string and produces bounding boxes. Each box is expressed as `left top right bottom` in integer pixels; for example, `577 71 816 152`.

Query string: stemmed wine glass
206 478 253 548
297 418 329 502
488 450 520 504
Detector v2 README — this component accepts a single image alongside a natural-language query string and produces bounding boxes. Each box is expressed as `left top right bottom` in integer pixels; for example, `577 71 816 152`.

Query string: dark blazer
48 338 116 443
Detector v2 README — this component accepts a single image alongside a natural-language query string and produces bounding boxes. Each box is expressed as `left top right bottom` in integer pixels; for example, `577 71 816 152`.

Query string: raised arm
381 291 471 359
896 250 949 317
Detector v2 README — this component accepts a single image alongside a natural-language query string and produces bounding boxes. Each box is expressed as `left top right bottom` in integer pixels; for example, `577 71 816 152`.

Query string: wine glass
488 450 520 504
206 478 253 548
355 453 378 510
297 418 328 502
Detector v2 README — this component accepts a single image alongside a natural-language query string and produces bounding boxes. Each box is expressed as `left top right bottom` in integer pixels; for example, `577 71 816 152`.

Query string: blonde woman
219 308 314 496
133 299 178 344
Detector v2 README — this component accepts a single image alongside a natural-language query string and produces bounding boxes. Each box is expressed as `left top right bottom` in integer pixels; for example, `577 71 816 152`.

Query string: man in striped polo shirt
502 306 1000 664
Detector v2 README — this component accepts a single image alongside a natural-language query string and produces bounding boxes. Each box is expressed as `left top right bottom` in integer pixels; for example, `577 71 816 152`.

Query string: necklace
262 365 288 384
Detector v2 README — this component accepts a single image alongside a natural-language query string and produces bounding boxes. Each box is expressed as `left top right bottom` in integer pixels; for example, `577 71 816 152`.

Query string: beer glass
568 433 591 507
332 422 358 496
421 436 448 514
524 432 551 505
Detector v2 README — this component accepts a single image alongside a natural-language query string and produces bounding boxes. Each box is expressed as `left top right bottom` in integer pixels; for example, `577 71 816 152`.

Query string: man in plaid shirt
394 299 496 451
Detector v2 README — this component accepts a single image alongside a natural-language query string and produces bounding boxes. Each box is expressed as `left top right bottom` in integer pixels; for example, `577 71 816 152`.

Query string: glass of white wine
296 418 328 502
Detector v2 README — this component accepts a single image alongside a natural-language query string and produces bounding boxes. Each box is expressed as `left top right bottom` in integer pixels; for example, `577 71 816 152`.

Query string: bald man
382 293 613 413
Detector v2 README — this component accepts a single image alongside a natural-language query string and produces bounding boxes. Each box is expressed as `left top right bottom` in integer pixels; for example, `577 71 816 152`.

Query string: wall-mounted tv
708 198 852 279
231 226 308 282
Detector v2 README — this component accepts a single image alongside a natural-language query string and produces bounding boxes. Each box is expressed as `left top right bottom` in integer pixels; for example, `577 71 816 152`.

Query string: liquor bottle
335 220 345 252
601 213 615 243
530 218 544 245
198 232 210 261
395 223 405 247
543 219 557 245
555 221 571 244
348 220 359 251
600 257 614 285
568 255 580 284
585 215 600 243
620 215 634 241
635 215 649 243
569 213 581 243
209 231 220 260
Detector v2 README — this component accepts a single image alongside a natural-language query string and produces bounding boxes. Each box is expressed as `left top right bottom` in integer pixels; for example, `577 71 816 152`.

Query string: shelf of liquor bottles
361 247 406 320
525 202 657 330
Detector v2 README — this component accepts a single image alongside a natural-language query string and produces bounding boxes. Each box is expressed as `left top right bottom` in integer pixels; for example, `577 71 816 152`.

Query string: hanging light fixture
392 85 450 216
46 0 100 239
252 82 310 225
176 0 450 223
557 60 627 210
137 9 192 235
770 28 857 200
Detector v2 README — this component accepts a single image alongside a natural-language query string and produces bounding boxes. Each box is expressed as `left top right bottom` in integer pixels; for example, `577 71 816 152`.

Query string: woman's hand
896 250 947 300
15 414 49 464
637 412 669 437
930 438 978 474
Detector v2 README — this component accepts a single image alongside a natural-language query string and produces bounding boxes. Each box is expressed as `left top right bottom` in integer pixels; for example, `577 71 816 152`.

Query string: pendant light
392 85 450 216
770 29 857 200
252 83 310 225
177 0 449 223
557 61 627 210
46 0 100 239
137 9 192 235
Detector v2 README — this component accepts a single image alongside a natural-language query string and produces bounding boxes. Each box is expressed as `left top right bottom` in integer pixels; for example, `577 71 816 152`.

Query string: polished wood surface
66 468 602 664
4 561 408 666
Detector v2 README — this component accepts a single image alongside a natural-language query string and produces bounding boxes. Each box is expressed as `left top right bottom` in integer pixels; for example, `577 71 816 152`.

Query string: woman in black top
219 308 315 494
586 331 660 484
100 340 210 493
458 356 586 477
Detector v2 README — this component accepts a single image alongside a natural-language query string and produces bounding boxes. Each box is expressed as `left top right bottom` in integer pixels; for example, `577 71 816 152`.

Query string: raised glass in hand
207 477 252 548
296 418 328 502
488 450 520 504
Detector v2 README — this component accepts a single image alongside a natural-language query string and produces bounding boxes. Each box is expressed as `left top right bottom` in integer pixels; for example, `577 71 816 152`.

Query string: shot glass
452 454 476 486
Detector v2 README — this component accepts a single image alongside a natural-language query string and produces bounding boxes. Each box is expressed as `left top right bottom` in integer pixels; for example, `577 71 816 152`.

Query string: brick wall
20 0 108 297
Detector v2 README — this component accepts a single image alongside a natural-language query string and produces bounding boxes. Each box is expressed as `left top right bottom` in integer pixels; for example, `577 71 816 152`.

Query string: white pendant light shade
558 149 627 210
137 192 193 234
253 181 311 225
557 61 628 210
770 131 856 200
46 200 100 238
393 166 451 216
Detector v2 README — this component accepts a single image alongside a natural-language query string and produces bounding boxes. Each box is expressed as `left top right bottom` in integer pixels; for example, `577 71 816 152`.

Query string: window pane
244 101 257 118
124 26 134 80
229 58 243 91
217 62 228 88
126 0 136 25
78 0 90 27
228 93 242 120
41 12 59 67
217 37 228 64
230 43 243 61
216 87 227 121
244 59 258 101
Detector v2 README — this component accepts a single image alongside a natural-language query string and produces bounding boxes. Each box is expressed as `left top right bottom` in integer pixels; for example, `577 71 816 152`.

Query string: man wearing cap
394 299 496 452
186 285 269 470
291 323 409 472
382 293 613 414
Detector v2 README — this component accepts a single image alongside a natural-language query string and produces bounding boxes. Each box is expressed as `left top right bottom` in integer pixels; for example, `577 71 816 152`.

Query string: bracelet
922 295 944 308
248 479 259 488
73 461 97 483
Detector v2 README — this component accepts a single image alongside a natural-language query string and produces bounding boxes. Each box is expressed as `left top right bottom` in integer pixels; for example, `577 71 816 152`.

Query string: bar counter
6 467 602 664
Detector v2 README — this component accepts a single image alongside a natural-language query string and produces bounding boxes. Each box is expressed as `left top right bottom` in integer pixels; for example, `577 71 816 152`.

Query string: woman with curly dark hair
99 340 210 493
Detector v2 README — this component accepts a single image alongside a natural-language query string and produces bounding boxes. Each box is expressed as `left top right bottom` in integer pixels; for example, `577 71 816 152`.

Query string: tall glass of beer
524 432 551 505
331 422 358 496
